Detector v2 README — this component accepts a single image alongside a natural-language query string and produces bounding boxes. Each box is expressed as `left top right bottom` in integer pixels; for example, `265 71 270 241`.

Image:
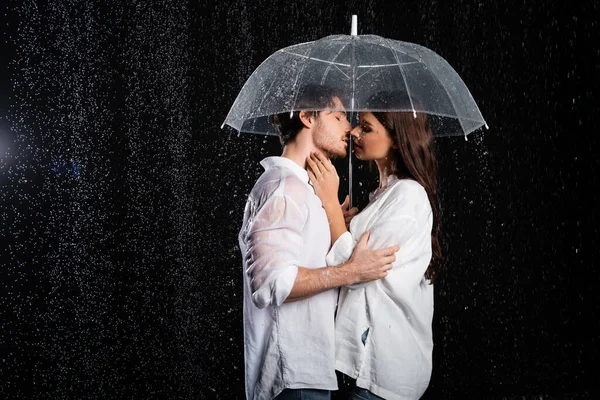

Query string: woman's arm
306 152 353 244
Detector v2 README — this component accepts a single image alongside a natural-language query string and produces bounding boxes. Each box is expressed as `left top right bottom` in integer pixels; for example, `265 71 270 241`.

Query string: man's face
312 97 351 159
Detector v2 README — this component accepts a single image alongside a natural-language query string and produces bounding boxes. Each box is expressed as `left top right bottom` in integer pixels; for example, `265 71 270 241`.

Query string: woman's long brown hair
372 104 442 284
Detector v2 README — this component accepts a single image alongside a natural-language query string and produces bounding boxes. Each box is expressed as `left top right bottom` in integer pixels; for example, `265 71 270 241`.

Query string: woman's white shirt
326 177 434 400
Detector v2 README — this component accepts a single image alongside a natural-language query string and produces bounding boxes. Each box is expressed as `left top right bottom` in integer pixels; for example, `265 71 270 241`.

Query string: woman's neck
375 157 396 189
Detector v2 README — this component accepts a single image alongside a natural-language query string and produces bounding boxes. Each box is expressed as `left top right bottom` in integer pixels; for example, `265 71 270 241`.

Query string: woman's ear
299 110 314 129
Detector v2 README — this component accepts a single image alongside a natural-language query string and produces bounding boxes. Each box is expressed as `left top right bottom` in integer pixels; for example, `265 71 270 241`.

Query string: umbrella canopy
222 16 488 206
222 16 488 137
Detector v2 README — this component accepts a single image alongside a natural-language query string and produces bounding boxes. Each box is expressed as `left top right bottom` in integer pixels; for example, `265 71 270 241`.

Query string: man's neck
281 134 320 170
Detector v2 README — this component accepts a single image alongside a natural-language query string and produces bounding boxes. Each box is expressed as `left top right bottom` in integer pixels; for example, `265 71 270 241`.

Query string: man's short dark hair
270 84 340 146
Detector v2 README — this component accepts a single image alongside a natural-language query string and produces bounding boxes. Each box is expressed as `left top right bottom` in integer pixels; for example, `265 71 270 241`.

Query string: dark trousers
332 372 385 400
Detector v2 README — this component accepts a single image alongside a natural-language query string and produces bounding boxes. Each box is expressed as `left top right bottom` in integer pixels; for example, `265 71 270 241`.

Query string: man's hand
340 195 359 229
343 230 399 284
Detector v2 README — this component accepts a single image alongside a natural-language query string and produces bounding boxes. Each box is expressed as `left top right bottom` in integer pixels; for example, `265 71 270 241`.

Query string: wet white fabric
239 156 338 400
326 177 434 400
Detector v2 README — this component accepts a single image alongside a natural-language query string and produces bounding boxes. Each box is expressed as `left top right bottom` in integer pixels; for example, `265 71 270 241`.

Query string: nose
350 126 362 140
343 118 352 133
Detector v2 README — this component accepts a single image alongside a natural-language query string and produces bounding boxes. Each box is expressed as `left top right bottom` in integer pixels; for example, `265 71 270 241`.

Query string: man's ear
299 111 314 129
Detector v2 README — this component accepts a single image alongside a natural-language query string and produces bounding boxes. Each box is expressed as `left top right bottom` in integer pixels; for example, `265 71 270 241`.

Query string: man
238 85 399 400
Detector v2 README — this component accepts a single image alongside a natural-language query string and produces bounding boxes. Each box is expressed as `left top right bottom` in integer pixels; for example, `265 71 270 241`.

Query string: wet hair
270 84 340 146
366 90 442 284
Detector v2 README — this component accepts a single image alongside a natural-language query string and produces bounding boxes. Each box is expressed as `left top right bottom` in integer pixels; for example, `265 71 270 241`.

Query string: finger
313 152 333 173
314 152 334 176
348 207 359 217
357 230 371 247
341 195 350 210
307 167 317 184
309 153 327 175
382 255 396 265
306 156 322 177
386 245 400 254
311 152 330 171
377 245 399 257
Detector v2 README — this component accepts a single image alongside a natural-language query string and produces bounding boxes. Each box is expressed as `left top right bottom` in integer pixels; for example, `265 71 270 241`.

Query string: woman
306 91 442 400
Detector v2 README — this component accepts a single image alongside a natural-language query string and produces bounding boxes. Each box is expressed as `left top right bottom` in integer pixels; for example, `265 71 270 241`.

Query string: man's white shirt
239 156 338 400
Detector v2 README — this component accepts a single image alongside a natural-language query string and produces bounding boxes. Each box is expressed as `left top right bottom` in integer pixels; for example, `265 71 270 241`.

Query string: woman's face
351 112 397 161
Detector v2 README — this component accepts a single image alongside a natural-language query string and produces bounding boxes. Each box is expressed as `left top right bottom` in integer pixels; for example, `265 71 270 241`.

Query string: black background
1 0 597 399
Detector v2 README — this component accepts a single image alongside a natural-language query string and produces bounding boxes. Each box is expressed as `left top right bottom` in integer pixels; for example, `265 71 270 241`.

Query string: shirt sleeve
243 194 306 309
325 231 356 268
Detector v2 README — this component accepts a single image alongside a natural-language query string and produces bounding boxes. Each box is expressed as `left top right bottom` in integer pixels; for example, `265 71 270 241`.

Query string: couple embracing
239 84 442 400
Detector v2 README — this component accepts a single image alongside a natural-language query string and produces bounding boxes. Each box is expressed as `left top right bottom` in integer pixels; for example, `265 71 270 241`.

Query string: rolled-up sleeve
325 231 356 268
244 194 306 309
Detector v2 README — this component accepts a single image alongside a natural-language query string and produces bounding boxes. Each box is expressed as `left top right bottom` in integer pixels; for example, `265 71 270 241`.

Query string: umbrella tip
485 123 489 129
220 122 225 129
351 15 357 36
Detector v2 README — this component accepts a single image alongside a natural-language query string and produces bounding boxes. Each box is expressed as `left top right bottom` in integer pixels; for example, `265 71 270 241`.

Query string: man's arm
244 193 398 308
285 230 399 303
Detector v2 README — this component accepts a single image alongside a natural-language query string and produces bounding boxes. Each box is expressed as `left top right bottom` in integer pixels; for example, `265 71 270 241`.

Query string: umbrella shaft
349 135 353 208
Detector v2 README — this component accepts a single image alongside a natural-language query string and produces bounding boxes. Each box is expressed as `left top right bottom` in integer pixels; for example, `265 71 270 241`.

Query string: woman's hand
340 195 359 229
306 152 339 208
307 152 353 244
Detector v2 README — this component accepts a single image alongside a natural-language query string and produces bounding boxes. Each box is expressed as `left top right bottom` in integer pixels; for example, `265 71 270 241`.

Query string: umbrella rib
356 62 421 81
321 64 351 81
331 64 351 79
411 45 471 136
279 50 351 67
321 43 351 82
357 61 419 68
288 41 324 113
356 68 372 81
381 37 417 116
221 47 286 129
255 74 279 116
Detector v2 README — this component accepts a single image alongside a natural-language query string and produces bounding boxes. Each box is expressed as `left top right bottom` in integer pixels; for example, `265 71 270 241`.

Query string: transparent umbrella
222 15 488 204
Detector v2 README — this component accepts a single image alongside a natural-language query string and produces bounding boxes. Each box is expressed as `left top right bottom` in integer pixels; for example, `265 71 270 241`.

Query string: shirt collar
260 156 310 184
369 174 399 202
